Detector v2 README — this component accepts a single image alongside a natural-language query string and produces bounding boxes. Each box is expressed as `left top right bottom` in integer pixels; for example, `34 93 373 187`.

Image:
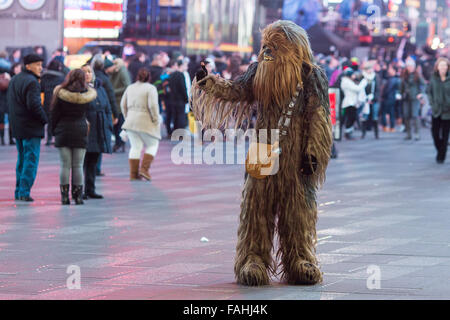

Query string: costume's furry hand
300 154 318 175
195 62 208 86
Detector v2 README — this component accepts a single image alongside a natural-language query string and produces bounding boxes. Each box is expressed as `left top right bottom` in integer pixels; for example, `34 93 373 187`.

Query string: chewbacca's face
254 20 313 109
258 28 297 65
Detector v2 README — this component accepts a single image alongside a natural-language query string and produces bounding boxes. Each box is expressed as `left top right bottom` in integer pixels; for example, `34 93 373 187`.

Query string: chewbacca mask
191 20 333 286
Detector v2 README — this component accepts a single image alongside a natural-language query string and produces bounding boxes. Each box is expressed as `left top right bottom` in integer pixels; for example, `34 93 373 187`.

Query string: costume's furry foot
286 260 323 285
236 255 270 286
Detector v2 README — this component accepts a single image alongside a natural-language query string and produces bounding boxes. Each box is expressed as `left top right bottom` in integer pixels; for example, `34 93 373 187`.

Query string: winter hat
212 50 224 59
23 53 44 65
343 66 354 77
104 58 114 69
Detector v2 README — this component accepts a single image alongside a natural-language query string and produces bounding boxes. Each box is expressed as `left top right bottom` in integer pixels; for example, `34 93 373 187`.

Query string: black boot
361 121 366 139
60 185 70 205
373 120 379 139
72 185 84 205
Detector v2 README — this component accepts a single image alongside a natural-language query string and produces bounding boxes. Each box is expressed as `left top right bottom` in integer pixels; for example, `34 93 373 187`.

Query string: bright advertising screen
64 0 124 39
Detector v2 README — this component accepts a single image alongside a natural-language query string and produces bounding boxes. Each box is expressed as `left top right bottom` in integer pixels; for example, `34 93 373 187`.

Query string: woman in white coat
340 68 367 139
121 68 161 181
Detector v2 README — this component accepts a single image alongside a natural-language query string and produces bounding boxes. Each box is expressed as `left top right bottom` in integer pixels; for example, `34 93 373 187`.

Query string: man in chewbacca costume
191 20 333 286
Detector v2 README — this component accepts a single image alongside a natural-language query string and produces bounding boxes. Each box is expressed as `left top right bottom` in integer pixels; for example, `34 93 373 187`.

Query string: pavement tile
0 127 449 299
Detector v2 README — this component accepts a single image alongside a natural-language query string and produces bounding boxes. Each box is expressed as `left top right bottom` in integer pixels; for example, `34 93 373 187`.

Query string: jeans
403 99 420 137
127 130 159 159
381 100 396 128
15 138 41 198
362 102 379 121
84 152 100 193
57 147 86 185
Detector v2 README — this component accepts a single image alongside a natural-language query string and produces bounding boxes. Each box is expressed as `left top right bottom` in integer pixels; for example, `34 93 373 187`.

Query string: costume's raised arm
190 62 258 129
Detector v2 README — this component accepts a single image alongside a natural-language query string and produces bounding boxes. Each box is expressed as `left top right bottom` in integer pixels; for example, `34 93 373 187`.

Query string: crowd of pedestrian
0 45 255 204
317 45 449 163
0 43 448 204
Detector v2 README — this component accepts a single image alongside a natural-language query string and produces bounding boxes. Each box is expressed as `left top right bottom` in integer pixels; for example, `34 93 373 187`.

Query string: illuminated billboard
64 0 124 39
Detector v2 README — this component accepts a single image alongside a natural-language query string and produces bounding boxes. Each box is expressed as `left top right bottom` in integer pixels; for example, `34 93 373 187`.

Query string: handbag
245 84 303 179
119 129 128 142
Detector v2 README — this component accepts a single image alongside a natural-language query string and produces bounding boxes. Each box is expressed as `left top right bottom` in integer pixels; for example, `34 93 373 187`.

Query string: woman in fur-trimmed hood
191 20 333 286
51 69 97 205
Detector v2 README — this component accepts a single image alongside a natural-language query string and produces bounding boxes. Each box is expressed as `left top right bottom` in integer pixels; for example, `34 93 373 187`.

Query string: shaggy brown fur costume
191 20 333 286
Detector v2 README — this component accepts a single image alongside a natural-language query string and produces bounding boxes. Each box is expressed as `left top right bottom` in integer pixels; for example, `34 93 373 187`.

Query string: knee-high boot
139 154 154 181
71 185 84 205
129 159 141 181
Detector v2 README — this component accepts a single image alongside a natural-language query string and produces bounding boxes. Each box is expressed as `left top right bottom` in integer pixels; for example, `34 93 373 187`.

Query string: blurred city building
0 0 64 60
0 0 447 60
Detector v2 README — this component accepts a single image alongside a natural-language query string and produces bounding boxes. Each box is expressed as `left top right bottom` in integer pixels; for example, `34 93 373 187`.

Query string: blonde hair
434 57 450 76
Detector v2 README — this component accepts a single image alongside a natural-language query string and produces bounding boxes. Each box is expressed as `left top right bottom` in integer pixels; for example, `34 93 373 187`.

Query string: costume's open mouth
263 51 274 62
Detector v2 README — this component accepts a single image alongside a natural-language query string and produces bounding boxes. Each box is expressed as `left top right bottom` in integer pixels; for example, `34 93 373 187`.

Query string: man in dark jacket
128 52 147 83
381 65 401 131
7 54 48 201
40 59 65 145
165 59 188 137
91 55 119 119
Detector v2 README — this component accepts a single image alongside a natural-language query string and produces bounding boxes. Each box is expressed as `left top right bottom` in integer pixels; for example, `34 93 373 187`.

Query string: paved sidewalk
0 127 449 300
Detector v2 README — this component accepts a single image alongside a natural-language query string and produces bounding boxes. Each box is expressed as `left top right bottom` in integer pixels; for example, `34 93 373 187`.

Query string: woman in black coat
40 59 65 145
0 71 10 145
81 63 113 199
51 69 97 205
427 57 450 163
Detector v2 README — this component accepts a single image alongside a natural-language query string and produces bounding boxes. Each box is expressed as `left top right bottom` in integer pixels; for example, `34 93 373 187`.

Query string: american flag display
64 0 124 39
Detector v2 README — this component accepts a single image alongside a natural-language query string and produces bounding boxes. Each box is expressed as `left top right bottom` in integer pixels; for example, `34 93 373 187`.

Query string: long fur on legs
234 177 277 286
277 179 323 285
